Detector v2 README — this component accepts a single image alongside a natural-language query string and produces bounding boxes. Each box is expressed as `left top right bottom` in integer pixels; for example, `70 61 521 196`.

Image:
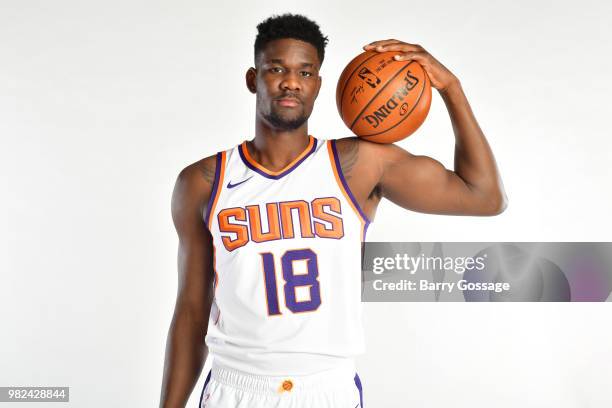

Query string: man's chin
264 113 308 131
273 121 306 131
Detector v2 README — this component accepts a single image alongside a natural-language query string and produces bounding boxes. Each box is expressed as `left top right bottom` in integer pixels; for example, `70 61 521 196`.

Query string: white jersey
204 135 371 376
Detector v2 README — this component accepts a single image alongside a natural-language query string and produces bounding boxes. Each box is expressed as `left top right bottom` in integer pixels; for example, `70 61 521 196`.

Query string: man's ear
246 68 257 94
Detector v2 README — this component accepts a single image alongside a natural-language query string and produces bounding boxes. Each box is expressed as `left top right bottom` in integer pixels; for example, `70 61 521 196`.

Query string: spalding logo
361 70 419 129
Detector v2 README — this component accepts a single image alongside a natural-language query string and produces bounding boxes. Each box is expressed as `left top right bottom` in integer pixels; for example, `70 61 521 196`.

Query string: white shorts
198 361 364 408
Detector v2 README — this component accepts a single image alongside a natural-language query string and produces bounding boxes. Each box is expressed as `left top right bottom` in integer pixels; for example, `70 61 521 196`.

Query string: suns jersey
204 135 371 376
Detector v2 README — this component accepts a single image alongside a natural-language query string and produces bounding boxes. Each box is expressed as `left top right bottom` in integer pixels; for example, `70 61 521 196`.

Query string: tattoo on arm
199 158 217 185
339 138 359 181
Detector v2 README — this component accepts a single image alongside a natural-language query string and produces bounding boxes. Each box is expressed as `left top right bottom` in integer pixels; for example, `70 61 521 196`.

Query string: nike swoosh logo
226 176 253 189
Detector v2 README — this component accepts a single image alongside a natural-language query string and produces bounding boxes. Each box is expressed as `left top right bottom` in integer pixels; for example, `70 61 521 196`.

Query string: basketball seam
359 68 429 138
348 61 415 130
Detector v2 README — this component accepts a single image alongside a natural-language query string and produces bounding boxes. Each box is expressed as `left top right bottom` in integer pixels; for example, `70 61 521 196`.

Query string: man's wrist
438 77 462 98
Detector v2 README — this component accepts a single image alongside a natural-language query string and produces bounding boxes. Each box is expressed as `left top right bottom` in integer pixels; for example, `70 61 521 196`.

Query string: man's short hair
254 13 329 66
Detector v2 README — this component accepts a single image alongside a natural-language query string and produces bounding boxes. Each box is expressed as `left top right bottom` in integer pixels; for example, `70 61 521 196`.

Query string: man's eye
301 71 313 77
270 67 283 73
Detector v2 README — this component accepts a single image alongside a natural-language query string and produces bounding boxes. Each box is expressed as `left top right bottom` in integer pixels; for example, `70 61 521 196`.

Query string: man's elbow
481 191 508 216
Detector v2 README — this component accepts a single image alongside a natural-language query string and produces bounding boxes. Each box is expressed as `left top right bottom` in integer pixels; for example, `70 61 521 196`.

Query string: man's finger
363 39 402 49
394 51 427 61
372 43 421 52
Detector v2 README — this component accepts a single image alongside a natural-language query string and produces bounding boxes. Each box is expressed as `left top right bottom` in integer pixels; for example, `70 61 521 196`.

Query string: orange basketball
336 50 432 144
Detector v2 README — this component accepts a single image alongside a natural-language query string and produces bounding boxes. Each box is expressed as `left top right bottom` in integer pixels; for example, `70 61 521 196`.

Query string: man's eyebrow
267 59 315 68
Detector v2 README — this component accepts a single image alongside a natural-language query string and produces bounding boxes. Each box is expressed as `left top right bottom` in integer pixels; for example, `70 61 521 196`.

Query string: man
159 13 506 408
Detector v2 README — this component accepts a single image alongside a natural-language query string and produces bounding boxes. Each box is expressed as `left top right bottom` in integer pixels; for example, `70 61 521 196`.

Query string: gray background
1 0 611 407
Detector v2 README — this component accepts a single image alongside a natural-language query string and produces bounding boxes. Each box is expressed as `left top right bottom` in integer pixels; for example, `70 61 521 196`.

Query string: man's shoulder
333 135 411 160
332 135 387 154
175 141 240 191
331 136 413 193
332 136 359 150
332 136 394 165
173 154 219 207
180 154 217 185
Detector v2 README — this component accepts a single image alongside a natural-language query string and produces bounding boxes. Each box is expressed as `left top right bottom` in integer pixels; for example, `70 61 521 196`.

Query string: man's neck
249 123 311 171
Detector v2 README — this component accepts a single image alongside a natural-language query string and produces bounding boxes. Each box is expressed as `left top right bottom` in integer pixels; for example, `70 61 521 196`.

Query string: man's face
248 38 322 131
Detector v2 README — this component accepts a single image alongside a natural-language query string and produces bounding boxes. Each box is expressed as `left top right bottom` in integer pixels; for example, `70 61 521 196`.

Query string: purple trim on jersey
238 138 318 180
197 370 212 408
203 152 223 228
354 373 364 407
330 139 372 229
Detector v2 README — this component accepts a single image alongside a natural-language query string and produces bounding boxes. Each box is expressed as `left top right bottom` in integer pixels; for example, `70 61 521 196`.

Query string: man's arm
337 40 507 217
159 156 217 408
372 80 506 216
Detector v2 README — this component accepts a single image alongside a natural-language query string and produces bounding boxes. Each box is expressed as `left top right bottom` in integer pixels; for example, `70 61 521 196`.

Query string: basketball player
159 13 506 408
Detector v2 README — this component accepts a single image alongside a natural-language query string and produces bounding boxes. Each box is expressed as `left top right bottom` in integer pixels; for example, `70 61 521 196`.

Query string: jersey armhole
326 139 371 241
203 151 227 230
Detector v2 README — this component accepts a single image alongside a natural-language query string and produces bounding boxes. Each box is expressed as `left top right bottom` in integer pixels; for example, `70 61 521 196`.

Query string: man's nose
280 71 301 91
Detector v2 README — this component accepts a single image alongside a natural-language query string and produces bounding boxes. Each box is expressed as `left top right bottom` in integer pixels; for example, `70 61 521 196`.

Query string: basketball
336 50 432 144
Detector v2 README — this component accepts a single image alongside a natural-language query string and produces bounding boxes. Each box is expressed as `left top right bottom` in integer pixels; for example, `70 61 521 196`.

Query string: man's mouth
275 97 300 107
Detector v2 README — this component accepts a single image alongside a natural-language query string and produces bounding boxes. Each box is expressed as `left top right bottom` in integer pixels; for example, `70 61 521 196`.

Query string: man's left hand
364 39 458 92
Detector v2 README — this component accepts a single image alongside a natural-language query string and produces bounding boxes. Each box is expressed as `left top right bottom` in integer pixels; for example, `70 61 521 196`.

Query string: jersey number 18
260 248 321 315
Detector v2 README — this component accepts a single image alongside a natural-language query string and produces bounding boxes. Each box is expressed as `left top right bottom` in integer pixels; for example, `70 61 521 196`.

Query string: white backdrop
1 0 611 407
